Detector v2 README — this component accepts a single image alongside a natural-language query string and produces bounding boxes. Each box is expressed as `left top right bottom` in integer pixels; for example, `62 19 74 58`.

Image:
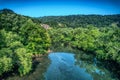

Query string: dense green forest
0 9 50 76
39 14 120 28
0 9 120 79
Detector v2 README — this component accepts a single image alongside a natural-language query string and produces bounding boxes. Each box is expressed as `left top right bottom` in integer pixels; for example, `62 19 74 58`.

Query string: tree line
39 14 120 28
0 9 120 78
48 25 120 77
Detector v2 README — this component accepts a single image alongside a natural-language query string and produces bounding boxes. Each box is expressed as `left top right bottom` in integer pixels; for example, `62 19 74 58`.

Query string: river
6 52 118 80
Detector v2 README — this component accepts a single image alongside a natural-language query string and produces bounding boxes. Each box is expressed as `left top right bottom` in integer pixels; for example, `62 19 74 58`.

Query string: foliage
0 9 51 76
0 56 13 75
0 8 120 77
0 30 32 76
48 28 73 47
20 19 51 54
49 26 120 64
15 48 32 76
39 15 120 28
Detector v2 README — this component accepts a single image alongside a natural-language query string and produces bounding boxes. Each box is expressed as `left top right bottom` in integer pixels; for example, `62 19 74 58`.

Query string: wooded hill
0 9 50 76
0 9 120 79
39 14 120 28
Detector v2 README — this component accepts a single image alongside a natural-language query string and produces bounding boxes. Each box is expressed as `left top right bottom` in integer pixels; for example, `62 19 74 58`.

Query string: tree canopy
0 9 50 76
0 9 120 78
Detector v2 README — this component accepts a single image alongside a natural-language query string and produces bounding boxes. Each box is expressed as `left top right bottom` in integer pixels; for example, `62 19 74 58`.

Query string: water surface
45 52 117 80
45 52 93 80
7 52 118 80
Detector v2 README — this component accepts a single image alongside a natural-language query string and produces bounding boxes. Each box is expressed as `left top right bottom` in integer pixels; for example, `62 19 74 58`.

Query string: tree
20 19 51 54
0 56 13 75
14 48 32 76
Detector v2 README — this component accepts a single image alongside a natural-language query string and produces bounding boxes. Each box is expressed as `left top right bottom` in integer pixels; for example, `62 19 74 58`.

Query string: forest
0 9 120 79
39 14 120 28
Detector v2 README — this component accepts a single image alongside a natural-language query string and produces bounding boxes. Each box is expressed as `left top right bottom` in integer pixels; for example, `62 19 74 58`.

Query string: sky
0 0 120 17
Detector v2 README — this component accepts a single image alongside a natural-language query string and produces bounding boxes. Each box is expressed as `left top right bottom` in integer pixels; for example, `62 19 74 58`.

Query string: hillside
0 9 120 79
39 15 120 28
0 9 50 77
0 9 41 31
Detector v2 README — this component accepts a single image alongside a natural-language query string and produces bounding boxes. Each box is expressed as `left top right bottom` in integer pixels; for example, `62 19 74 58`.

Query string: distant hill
1 9 120 29
0 9 120 79
0 9 41 32
39 14 120 28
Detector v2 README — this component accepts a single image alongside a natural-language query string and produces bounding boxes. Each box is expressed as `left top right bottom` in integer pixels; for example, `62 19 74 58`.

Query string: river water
7 52 118 80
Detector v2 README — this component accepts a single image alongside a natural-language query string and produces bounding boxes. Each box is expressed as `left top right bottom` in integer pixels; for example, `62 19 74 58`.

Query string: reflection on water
45 52 118 80
6 55 50 80
45 52 93 80
6 52 118 80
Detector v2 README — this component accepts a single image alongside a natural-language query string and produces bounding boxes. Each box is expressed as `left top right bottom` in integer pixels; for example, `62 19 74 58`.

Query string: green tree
20 19 51 54
14 48 32 76
0 56 13 75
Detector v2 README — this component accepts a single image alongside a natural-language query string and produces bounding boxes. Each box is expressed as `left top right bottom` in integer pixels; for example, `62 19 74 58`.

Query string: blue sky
0 0 120 17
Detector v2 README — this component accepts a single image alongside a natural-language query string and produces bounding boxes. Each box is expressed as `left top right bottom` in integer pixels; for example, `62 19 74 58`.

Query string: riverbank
1 47 120 80
50 46 120 79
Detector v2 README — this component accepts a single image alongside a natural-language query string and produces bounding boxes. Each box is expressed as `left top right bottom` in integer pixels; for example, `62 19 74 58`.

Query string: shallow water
7 52 118 80
45 52 93 80
45 52 117 80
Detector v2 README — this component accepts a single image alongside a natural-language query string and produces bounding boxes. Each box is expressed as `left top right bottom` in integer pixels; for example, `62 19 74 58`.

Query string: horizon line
0 8 120 18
